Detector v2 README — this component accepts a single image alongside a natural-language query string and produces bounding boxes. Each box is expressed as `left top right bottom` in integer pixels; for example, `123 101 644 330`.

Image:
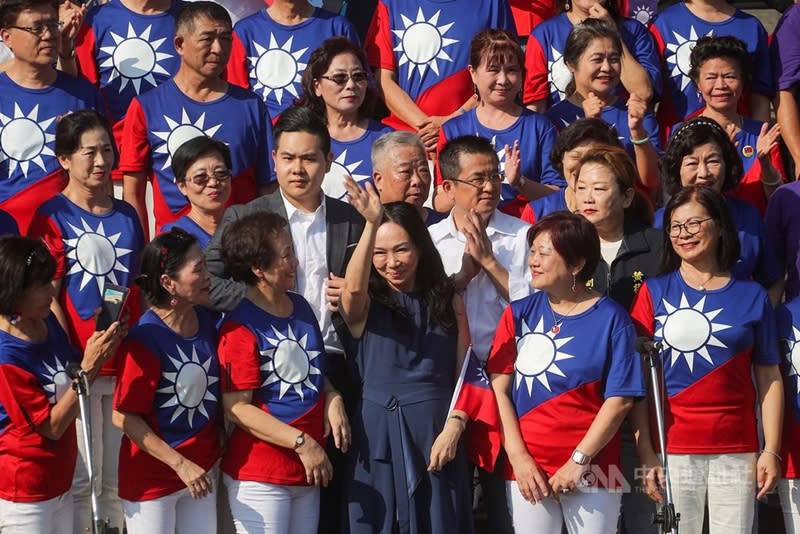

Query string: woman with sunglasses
0 236 122 534
162 137 232 250
298 36 392 201
630 185 783 534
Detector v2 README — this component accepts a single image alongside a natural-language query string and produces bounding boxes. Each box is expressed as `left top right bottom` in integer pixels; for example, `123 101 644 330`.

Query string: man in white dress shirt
428 134 530 534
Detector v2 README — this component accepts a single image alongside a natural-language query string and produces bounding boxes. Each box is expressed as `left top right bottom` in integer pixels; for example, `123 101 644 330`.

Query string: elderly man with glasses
0 0 104 233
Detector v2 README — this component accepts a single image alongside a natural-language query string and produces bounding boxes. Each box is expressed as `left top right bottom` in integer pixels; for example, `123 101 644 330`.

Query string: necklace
548 298 582 334
680 267 716 291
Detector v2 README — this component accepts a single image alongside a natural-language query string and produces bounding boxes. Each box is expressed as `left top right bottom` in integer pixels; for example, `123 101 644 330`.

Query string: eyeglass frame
668 217 714 238
317 72 370 86
5 20 64 37
447 172 505 189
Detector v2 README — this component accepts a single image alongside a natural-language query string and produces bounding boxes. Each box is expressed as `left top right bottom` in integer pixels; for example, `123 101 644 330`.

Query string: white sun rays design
489 136 510 185
152 109 222 171
655 293 731 373
665 27 713 91
98 23 173 94
514 317 576 395
783 327 800 394
64 218 134 292
392 8 459 80
249 34 309 105
547 47 572 101
323 149 370 200
632 5 655 25
260 324 323 401
158 345 218 426
41 355 71 404
0 104 57 178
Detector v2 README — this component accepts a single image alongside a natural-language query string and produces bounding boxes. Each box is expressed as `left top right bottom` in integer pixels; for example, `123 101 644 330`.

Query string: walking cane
636 338 680 534
69 364 119 534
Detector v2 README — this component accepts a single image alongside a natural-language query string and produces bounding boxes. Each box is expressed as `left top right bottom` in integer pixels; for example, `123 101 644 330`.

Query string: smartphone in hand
96 283 129 331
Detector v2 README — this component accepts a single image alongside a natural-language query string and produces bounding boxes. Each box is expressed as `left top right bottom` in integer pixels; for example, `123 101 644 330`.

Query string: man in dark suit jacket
206 106 363 533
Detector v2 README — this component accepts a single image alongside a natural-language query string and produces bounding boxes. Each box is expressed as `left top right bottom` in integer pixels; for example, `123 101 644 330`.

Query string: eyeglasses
668 217 713 237
7 20 64 36
449 172 505 189
186 170 232 187
318 72 369 85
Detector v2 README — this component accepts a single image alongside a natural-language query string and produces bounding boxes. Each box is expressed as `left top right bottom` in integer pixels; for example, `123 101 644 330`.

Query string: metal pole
72 370 101 534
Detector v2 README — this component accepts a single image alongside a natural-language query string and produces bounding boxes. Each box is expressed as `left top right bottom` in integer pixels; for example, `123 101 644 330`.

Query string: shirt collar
280 189 326 220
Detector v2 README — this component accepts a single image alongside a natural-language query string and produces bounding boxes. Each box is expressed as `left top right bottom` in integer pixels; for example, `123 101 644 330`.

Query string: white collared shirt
429 209 531 362
280 191 342 353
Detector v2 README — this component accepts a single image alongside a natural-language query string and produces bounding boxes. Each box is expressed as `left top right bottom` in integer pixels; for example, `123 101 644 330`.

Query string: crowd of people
0 0 800 533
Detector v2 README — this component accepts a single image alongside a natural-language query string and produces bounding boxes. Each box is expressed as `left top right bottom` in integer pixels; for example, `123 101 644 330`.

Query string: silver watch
293 432 306 450
571 449 591 465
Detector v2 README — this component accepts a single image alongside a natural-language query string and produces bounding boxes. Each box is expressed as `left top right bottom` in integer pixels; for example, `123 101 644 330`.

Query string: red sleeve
118 98 151 174
434 128 449 186
628 282 655 337
75 24 99 86
520 203 536 224
0 364 52 431
217 322 261 392
523 36 549 105
28 213 66 279
114 338 160 414
225 33 251 90
365 1 395 72
486 306 518 375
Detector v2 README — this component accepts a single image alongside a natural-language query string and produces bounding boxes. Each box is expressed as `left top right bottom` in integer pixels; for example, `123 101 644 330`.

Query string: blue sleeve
535 121 566 187
623 20 663 101
257 99 275 185
603 311 646 398
338 17 361 46
753 292 780 365
751 22 775 97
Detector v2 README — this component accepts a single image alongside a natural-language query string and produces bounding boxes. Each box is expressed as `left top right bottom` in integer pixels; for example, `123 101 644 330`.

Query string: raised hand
503 141 522 188
756 122 781 161
343 175 383 224
587 1 614 24
582 91 604 119
627 93 648 140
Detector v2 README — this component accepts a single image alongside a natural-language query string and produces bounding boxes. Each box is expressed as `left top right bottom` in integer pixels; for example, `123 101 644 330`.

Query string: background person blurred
630 185 783 534
771 1 800 180
0 236 122 534
29 109 144 534
114 228 221 533
297 36 391 201
162 136 232 249
488 212 645 533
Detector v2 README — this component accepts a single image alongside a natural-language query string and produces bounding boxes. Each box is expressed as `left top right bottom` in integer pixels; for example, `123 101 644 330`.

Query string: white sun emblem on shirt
514 317 576 395
260 324 322 400
0 104 57 178
632 5 655 25
152 109 222 171
158 345 218 426
98 23 173 94
655 293 730 373
249 34 308 105
783 327 800 394
323 149 370 200
547 47 572 101
665 27 713 91
64 217 134 292
41 354 71 404
392 8 459 80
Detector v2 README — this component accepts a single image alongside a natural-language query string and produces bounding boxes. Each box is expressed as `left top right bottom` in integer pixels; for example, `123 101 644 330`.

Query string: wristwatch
571 449 591 465
293 432 306 450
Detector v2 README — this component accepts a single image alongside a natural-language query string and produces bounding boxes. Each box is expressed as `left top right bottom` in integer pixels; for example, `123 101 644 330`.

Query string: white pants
72 376 124 533
506 481 622 533
668 453 756 534
224 474 320 534
0 492 73 534
122 482 218 534
780 478 800 534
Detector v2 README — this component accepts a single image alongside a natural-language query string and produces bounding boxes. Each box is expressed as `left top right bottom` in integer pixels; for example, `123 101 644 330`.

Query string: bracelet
761 176 782 187
630 135 651 146
448 413 466 429
761 449 783 462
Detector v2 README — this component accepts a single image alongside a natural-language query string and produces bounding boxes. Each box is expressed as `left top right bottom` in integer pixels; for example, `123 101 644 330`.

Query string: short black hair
273 105 331 155
0 236 56 315
172 136 232 183
175 1 230 34
563 19 622 96
439 135 498 181
55 109 117 160
660 185 740 273
527 212 600 284
660 117 743 196
1 0 57 29
689 35 752 88
550 118 623 175
135 228 198 307
221 212 289 286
